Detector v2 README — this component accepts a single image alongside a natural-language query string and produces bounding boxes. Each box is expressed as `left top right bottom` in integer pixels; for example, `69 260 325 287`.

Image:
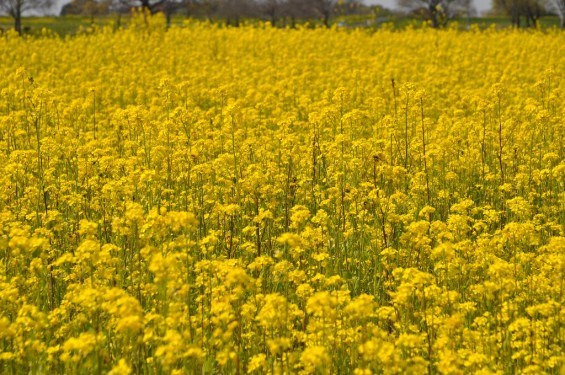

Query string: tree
119 0 167 14
335 0 362 16
309 0 337 27
216 0 253 26
61 0 112 23
256 0 286 26
282 0 309 27
0 0 53 34
398 0 468 27
192 0 220 20
547 0 565 27
181 0 201 17
492 0 545 27
161 0 180 25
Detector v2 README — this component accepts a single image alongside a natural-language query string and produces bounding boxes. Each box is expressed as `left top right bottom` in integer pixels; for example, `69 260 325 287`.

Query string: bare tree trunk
115 12 122 30
511 7 520 27
14 10 22 35
429 4 439 28
166 10 172 27
141 0 151 13
140 0 162 14
527 7 540 27
8 0 52 35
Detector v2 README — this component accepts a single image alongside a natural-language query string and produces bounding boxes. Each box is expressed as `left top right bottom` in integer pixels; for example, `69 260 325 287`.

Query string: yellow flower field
0 17 564 374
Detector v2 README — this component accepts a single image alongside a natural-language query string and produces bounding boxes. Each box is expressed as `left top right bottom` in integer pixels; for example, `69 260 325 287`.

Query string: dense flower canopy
0 17 564 374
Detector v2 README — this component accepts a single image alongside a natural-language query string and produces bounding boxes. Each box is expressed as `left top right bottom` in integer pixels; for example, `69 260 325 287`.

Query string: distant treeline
1 0 562 36
61 0 382 28
60 0 564 29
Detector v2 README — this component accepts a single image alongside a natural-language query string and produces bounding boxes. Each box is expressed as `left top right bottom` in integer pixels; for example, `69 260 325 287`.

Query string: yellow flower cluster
0 16 564 374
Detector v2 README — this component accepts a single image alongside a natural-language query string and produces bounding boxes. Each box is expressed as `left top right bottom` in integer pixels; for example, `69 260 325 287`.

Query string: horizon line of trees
57 0 565 28
398 0 563 27
60 0 374 29
1 0 564 35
